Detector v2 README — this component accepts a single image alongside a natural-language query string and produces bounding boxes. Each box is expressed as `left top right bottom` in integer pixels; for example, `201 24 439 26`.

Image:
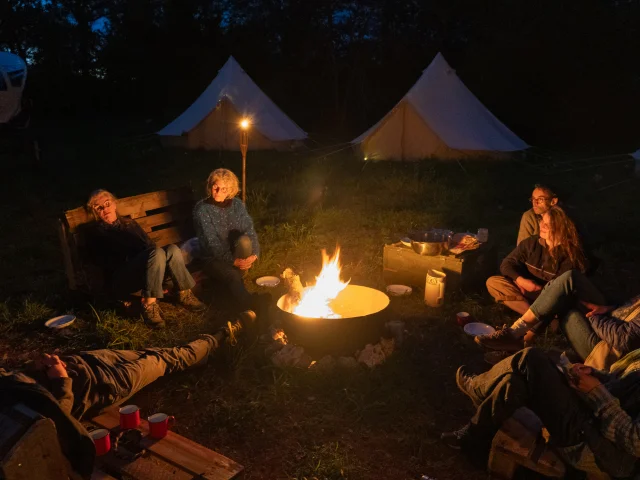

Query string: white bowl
45 315 76 329
463 322 496 336
256 276 280 287
386 284 412 296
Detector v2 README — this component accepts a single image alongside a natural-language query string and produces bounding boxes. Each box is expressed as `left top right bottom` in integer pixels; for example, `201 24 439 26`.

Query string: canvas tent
352 53 528 160
158 56 307 150
0 52 27 124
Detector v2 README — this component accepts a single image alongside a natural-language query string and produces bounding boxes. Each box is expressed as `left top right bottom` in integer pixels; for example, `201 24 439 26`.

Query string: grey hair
205 169 240 199
86 189 117 220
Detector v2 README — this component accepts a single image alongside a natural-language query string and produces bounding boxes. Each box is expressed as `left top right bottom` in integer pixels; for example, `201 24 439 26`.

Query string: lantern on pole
239 118 250 203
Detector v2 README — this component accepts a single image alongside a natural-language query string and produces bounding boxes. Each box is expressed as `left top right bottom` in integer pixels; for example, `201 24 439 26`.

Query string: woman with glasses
481 205 605 351
517 184 558 245
193 169 261 311
83 189 205 329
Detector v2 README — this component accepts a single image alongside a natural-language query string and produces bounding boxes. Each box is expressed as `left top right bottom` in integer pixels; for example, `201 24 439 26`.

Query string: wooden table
88 408 243 480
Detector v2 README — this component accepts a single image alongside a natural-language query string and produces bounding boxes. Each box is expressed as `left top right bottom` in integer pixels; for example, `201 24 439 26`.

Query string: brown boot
474 324 524 352
178 290 207 312
142 302 165 329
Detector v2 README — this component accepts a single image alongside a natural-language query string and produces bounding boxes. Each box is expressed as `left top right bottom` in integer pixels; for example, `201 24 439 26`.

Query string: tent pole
240 128 249 203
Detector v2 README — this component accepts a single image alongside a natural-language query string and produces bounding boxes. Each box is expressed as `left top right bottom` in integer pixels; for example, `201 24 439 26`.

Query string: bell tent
0 52 27 125
158 56 307 150
352 53 528 160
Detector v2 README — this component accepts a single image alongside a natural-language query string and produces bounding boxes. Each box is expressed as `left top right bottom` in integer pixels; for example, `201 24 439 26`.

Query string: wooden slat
92 409 243 480
94 449 194 480
135 203 194 232
148 225 194 248
64 187 194 231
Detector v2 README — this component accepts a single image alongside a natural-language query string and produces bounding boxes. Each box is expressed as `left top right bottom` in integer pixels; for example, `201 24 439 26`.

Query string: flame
293 248 350 318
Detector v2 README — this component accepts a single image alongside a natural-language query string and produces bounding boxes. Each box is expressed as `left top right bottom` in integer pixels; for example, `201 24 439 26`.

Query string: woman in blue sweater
193 168 260 310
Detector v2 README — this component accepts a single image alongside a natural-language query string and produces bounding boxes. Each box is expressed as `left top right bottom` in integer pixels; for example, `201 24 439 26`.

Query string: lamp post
239 118 249 203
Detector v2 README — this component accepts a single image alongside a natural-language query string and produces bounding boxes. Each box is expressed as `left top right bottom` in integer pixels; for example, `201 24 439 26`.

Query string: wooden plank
148 225 194 248
58 218 78 290
92 409 243 480
135 203 194 233
94 449 193 480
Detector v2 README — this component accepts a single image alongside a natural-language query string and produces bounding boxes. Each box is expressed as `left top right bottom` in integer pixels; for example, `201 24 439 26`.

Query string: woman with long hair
480 206 603 351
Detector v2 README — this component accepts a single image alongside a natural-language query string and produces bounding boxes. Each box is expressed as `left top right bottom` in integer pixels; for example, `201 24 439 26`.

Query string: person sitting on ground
0 311 255 478
517 184 558 245
477 269 638 367
487 205 589 325
442 347 640 479
193 169 261 311
82 189 205 328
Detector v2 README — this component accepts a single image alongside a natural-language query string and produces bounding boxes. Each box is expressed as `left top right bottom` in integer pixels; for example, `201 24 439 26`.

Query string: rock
311 355 336 373
336 356 359 369
380 337 395 357
356 342 387 368
271 344 312 369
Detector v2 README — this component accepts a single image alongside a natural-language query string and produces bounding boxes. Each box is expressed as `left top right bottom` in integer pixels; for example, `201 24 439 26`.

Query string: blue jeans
205 235 254 310
111 245 196 298
529 270 605 360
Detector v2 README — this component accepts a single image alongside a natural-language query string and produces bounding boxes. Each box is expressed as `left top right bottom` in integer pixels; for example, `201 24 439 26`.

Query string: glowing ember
293 248 350 318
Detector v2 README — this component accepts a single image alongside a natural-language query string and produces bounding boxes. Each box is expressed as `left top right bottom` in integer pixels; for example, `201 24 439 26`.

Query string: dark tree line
2 0 639 149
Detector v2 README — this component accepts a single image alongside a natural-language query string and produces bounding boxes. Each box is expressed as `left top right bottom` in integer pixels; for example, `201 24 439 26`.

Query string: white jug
424 269 446 307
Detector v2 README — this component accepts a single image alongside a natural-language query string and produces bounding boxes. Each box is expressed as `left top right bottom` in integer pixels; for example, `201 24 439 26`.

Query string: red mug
148 413 175 439
456 312 473 326
119 405 141 430
90 429 111 456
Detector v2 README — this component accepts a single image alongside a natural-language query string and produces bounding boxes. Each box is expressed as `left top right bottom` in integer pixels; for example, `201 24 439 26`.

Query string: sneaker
456 366 481 406
441 423 472 450
142 302 165 329
474 324 524 352
178 290 207 312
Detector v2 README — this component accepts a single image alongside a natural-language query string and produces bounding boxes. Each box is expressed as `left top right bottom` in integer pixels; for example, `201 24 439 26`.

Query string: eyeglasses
530 196 551 205
92 199 112 213
212 185 229 193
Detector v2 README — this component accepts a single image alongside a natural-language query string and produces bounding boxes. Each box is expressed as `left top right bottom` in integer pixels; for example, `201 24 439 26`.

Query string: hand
569 364 601 393
580 301 614 318
233 255 257 271
516 277 542 293
37 354 68 379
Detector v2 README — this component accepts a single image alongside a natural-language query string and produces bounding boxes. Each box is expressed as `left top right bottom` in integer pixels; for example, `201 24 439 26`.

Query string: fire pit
276 248 391 356
276 285 390 356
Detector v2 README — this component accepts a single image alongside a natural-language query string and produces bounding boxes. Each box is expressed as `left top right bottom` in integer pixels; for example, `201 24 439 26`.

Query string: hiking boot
474 324 524 352
142 302 165 329
441 423 472 450
456 366 481 406
224 310 257 345
178 289 207 312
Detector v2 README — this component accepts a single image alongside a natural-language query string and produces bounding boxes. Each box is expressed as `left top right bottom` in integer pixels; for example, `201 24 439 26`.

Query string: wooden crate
382 242 497 292
58 186 197 293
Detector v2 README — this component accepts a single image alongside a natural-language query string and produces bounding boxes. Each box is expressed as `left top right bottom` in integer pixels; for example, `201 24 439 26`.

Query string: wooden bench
58 186 198 294
88 407 243 480
489 408 610 480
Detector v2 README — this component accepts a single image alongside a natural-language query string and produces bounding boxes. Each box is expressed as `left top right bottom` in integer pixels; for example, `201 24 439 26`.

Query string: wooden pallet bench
58 186 199 294
489 408 610 480
88 407 243 480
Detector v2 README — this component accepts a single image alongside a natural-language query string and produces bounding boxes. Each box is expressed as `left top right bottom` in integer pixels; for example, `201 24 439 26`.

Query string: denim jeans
111 244 196 298
205 235 254 310
529 270 606 360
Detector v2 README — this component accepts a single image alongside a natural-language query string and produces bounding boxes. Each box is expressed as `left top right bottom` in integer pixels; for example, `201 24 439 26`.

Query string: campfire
277 247 390 356
290 248 349 318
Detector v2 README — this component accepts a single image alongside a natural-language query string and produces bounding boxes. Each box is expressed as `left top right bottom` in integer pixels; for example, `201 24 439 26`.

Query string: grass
1 138 639 479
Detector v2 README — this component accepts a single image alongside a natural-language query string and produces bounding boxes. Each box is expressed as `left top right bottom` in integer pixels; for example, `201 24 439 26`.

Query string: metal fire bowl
276 285 390 357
